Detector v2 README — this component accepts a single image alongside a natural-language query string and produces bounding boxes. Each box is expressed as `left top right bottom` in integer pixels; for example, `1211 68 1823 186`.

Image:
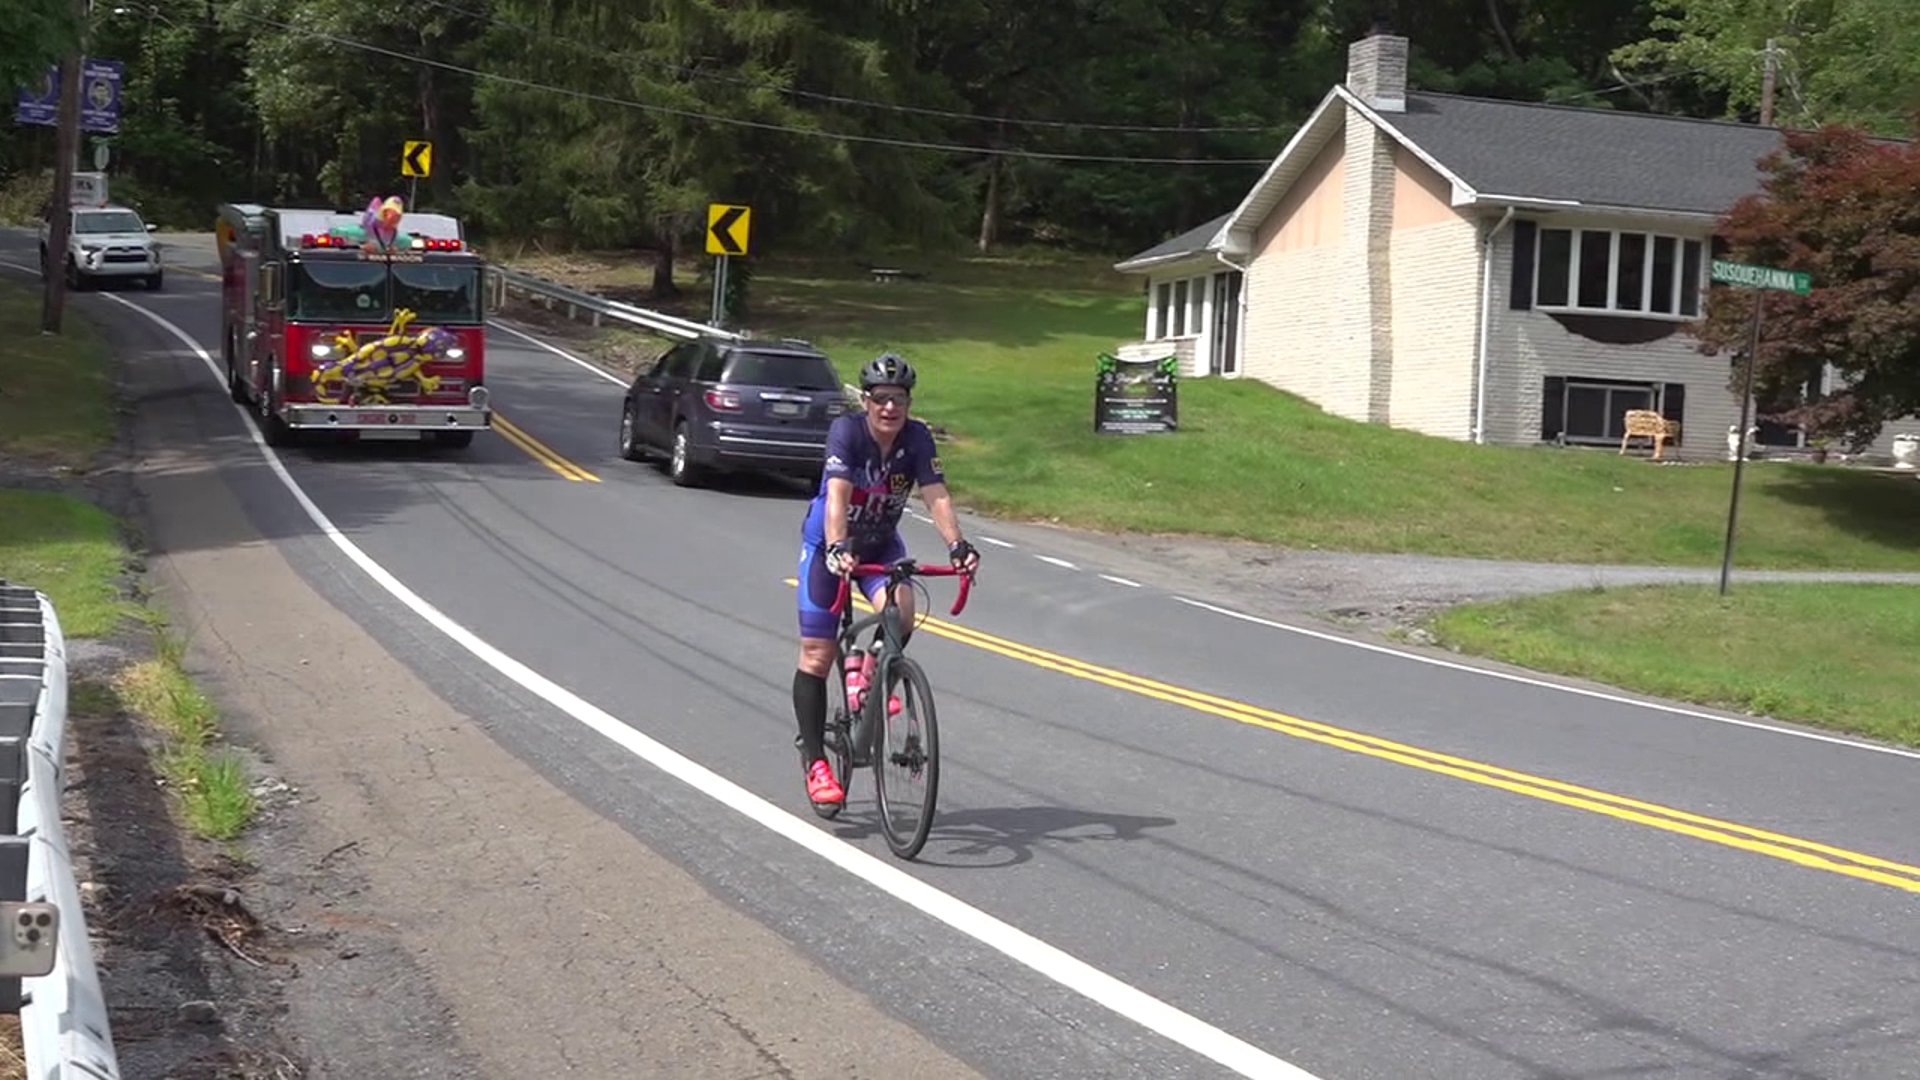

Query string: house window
1516 222 1704 319
1539 375 1687 446
1149 274 1209 340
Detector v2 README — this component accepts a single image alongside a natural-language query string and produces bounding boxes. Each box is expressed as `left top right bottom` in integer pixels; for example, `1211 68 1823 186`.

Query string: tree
0 0 81 94
1690 122 1920 450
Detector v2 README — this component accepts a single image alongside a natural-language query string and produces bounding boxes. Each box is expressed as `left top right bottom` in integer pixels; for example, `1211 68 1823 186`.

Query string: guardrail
1 580 121 1080
484 264 744 342
484 262 862 407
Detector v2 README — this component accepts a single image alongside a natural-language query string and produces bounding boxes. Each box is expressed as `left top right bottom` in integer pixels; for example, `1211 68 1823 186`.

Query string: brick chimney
1346 22 1409 113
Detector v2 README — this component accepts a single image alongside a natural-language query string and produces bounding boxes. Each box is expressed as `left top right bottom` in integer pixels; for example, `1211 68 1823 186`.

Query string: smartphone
0 902 58 979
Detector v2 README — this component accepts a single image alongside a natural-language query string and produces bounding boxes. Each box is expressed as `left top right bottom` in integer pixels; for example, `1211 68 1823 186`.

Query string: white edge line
1100 574 1143 588
982 537 1016 548
1036 555 1078 570
488 318 630 388
1171 595 1920 762
92 285 1326 1080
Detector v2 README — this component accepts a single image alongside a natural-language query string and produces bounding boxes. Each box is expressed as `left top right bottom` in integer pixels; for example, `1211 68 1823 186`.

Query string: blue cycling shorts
797 533 906 640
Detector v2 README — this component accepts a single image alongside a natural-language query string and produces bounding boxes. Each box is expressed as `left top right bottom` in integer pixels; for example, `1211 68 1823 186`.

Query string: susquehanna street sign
1711 258 1811 294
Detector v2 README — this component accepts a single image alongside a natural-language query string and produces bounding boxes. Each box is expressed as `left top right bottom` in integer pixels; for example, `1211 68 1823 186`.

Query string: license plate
357 412 391 424
770 402 802 417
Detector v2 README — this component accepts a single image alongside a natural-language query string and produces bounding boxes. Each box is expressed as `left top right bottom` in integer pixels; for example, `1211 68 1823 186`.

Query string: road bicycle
804 556 975 860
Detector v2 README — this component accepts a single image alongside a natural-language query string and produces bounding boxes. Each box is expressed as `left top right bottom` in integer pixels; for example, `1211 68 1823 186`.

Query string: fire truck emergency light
297 234 463 251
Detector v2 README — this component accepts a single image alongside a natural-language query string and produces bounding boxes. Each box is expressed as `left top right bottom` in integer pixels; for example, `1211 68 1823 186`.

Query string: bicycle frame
827 558 973 761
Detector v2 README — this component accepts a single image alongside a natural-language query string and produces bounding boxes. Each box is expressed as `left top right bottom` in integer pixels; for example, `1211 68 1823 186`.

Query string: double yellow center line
792 578 1920 896
494 414 599 482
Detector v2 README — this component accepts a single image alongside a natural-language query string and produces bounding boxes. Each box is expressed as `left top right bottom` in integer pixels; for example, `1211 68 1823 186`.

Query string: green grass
111 627 258 841
503 247 1920 570
1426 583 1920 746
0 280 116 469
0 490 134 637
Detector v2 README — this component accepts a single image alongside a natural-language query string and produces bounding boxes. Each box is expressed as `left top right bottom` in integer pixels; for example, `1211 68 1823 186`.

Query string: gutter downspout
1474 207 1517 444
1213 249 1250 378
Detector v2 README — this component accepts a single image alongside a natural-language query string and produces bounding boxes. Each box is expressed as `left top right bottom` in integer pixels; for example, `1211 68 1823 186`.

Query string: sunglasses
865 391 911 408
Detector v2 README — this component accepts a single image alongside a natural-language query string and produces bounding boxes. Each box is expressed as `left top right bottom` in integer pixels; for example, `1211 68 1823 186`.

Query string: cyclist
792 351 980 808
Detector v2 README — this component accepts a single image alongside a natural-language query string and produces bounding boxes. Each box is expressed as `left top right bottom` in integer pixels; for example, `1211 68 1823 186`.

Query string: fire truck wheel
432 430 475 449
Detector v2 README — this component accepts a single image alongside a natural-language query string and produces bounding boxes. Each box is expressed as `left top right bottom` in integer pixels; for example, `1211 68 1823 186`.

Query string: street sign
1710 258 1811 295
12 58 123 132
706 203 750 256
401 140 432 178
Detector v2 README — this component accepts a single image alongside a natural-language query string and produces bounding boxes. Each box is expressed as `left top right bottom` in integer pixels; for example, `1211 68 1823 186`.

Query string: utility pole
1759 38 1778 127
39 0 89 334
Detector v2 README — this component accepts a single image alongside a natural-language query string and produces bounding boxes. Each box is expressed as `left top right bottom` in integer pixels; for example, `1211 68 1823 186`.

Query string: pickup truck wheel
64 257 84 290
145 270 163 291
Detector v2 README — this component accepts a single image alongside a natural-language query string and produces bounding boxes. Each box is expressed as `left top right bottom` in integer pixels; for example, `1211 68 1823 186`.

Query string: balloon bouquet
308 196 459 406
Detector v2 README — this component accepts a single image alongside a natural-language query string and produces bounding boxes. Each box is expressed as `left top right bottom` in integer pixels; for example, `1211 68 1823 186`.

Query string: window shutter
1509 220 1536 310
1661 383 1686 446
1541 376 1566 441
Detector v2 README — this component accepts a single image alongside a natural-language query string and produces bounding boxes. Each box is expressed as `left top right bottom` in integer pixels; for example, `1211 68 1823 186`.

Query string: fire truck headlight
446 347 466 361
467 386 490 410
309 343 334 360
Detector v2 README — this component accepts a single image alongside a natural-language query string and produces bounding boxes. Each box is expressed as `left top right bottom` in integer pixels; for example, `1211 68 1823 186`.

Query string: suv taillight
704 388 742 412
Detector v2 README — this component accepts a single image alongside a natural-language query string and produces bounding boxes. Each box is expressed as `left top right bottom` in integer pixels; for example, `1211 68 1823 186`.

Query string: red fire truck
216 201 492 448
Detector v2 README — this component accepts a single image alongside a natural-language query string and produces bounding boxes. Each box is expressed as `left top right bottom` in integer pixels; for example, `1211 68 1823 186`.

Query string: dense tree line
3 0 1917 264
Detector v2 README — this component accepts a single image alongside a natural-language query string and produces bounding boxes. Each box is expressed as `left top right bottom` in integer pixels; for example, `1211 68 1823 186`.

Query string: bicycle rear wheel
873 654 940 860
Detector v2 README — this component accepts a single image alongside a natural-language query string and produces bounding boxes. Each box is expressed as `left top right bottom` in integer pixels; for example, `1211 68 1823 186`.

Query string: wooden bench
1620 408 1682 460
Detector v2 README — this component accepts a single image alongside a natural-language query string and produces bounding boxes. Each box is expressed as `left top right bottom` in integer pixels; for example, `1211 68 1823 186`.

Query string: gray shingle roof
1113 212 1231 271
1384 92 1792 216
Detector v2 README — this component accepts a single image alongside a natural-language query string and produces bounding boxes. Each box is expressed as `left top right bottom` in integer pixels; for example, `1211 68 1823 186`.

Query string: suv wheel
619 401 645 461
667 419 702 487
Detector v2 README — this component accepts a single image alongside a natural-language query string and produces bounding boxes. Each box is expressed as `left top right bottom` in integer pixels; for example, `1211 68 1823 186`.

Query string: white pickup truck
39 202 164 291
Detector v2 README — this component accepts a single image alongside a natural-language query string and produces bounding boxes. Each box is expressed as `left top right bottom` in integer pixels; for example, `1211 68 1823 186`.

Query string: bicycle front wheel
873 654 940 860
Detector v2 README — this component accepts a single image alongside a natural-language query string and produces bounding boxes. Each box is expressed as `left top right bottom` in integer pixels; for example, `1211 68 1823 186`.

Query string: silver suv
39 204 163 291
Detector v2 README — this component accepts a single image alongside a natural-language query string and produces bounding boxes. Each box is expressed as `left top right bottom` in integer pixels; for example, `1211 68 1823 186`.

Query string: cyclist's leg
794 542 845 802
867 532 916 647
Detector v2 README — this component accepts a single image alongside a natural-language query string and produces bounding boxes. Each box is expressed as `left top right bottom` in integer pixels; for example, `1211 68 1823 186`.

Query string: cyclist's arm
823 478 853 548
918 481 965 550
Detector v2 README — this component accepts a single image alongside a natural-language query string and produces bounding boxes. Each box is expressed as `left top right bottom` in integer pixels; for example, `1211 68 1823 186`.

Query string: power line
421 0 1283 135
233 12 1274 167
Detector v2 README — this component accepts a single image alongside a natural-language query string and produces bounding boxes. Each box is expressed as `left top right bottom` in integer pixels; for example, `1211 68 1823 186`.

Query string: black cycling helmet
859 351 917 392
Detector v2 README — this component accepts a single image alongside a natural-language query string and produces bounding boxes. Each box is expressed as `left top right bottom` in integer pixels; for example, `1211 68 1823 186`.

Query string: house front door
1209 270 1241 376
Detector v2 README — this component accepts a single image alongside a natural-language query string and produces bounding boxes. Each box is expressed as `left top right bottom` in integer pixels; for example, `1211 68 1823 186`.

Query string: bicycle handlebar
830 558 976 619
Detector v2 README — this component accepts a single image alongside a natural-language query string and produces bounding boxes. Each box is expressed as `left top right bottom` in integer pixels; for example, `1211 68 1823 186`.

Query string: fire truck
216 201 493 448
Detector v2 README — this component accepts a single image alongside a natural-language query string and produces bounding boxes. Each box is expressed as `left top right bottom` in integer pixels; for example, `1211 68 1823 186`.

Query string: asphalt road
13 230 1920 1080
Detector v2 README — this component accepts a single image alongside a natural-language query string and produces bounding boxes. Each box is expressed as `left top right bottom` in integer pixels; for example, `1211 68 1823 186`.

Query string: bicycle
802 556 975 860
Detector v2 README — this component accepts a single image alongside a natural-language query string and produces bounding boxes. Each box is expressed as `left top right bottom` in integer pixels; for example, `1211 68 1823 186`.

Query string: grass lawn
0 281 116 469
500 246 1920 570
0 279 132 634
1425 583 1920 746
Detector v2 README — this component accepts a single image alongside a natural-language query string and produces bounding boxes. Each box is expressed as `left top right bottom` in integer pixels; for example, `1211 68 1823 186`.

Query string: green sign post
1711 258 1813 596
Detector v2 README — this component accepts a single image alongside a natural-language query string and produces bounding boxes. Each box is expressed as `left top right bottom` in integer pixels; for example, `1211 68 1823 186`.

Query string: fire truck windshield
289 259 482 324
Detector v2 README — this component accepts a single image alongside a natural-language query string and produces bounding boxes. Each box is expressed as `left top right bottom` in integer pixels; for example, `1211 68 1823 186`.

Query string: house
1113 27 1917 459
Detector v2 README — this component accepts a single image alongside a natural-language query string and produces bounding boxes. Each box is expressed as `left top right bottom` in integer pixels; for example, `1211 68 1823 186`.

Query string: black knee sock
794 669 827 764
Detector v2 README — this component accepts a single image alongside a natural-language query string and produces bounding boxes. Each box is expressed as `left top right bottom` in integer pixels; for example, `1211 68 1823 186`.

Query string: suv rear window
723 350 839 390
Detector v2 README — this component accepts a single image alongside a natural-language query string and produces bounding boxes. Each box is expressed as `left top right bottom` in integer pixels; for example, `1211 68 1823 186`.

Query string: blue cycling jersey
801 414 946 555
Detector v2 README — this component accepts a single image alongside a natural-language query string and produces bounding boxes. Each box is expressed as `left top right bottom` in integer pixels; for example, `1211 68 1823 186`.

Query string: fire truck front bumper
285 388 494 433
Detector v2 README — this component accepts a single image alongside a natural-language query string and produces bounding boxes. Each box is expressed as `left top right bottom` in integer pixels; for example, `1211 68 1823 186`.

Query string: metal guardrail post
0 579 121 1078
